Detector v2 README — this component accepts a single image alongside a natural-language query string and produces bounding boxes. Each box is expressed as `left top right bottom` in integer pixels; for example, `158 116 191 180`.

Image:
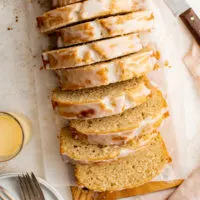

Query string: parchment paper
1 0 200 199
30 0 187 186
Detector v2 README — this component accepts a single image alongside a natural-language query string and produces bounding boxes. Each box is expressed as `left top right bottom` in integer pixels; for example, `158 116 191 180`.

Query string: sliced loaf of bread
56 11 154 47
52 0 84 8
69 86 169 145
60 127 158 164
52 77 151 119
75 132 171 191
56 47 160 90
43 33 143 69
37 0 145 33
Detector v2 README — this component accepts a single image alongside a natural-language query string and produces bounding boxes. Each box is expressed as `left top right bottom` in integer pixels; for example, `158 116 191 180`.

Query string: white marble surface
0 0 44 176
0 0 200 199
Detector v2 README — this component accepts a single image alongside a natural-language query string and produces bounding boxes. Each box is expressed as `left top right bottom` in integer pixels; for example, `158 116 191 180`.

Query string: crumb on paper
15 16 19 22
40 66 44 70
7 27 13 31
164 60 172 68
37 0 51 11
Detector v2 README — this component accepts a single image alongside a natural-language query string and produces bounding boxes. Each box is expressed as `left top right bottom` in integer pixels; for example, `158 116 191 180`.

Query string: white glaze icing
39 0 144 32
57 11 154 47
61 133 157 164
85 107 168 145
56 48 158 90
55 83 150 119
43 33 143 69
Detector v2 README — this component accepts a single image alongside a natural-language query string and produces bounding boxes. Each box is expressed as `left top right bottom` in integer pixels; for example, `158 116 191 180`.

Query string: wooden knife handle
180 8 200 45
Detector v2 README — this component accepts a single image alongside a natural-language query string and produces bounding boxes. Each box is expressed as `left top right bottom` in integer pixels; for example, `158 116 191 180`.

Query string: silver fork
0 186 16 200
17 173 45 200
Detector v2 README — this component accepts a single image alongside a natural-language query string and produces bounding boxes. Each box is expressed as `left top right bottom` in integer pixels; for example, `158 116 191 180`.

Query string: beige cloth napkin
168 167 200 200
184 41 200 83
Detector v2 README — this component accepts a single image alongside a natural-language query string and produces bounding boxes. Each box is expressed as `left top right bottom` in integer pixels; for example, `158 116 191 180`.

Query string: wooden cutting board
71 180 183 200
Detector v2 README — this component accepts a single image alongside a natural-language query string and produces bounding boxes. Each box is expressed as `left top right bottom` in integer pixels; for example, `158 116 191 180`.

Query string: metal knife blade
164 0 190 17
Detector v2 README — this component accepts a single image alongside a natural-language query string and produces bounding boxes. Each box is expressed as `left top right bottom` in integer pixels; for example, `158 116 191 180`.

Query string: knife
164 0 200 45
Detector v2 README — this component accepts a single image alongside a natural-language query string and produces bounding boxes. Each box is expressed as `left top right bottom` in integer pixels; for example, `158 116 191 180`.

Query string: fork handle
180 8 200 45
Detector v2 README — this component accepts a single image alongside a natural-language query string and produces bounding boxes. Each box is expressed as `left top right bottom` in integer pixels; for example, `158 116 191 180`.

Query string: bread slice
42 33 143 70
52 77 151 119
52 0 84 8
60 127 159 164
56 47 160 90
69 86 169 145
37 0 145 33
57 11 154 48
75 132 172 192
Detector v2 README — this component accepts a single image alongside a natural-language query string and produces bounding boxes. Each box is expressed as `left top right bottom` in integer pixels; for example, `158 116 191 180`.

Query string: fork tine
17 176 28 200
0 193 6 200
23 175 32 200
0 186 16 200
23 174 35 200
31 173 45 200
0 186 14 200
25 173 38 198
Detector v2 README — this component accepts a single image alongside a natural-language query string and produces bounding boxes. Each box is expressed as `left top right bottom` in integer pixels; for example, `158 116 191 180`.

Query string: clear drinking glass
0 112 32 162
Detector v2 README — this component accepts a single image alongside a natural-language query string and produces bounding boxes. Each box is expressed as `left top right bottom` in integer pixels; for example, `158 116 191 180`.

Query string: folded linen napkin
168 167 200 200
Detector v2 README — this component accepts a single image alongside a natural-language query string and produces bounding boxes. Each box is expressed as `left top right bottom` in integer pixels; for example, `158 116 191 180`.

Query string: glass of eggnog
0 112 32 162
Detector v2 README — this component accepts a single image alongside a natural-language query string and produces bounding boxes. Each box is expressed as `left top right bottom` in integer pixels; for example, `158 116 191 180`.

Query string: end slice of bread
43 33 143 70
37 0 145 33
52 77 151 119
69 86 169 145
60 127 158 164
56 47 160 90
75 132 172 192
56 11 154 47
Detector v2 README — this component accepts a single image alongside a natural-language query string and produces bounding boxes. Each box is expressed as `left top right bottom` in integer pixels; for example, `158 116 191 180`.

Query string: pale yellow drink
0 112 32 162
